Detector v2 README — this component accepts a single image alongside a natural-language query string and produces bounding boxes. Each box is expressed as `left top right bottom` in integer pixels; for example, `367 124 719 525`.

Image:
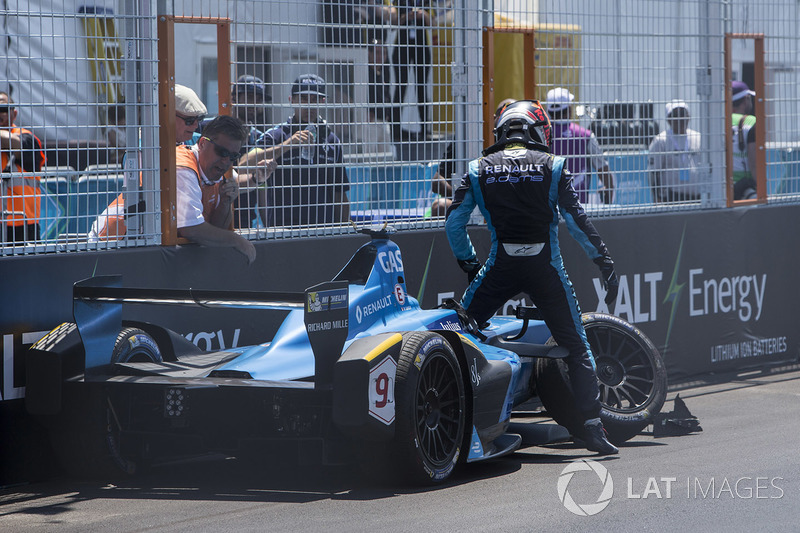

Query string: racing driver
445 100 620 455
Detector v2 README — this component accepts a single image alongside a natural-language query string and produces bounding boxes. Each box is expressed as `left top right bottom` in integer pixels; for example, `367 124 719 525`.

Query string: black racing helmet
493 100 552 153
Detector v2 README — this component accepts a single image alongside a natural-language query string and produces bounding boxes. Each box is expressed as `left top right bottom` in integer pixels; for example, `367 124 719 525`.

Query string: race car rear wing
74 279 307 310
73 275 306 374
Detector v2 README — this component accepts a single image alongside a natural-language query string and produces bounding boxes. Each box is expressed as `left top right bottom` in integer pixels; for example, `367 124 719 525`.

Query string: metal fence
1 0 799 256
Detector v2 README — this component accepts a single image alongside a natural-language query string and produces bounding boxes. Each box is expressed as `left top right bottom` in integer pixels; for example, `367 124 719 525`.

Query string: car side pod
332 332 404 441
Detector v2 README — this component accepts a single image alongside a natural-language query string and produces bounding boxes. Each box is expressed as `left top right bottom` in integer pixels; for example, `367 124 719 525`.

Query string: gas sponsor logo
378 250 404 274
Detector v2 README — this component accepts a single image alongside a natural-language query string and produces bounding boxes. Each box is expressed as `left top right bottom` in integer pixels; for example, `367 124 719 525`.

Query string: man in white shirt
647 100 703 203
175 115 256 264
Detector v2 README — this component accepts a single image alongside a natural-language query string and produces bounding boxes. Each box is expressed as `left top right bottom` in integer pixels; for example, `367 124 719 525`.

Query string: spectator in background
546 88 615 204
1 91 45 243
366 29 393 123
174 84 207 144
229 75 277 229
390 0 434 140
89 85 207 242
731 80 757 200
242 74 350 227
176 115 256 264
647 100 703 203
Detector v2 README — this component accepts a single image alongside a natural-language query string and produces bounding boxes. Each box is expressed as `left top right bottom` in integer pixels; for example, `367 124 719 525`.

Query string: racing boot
583 419 618 456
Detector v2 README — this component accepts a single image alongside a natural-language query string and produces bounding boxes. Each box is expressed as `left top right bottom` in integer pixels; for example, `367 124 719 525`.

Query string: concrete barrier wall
2 204 798 481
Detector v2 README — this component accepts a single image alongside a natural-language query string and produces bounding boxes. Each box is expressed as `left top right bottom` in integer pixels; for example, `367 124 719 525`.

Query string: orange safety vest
175 145 221 221
2 126 44 226
97 158 144 240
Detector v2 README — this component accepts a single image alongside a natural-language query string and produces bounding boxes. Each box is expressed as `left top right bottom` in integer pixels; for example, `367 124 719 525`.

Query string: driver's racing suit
445 143 613 421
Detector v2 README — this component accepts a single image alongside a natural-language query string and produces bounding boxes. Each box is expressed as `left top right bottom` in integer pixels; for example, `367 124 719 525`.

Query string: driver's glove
593 256 619 305
457 257 482 283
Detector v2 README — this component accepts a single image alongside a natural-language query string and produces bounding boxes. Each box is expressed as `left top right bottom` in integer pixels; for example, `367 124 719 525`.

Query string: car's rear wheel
394 332 466 484
52 328 162 479
112 327 163 364
533 313 667 444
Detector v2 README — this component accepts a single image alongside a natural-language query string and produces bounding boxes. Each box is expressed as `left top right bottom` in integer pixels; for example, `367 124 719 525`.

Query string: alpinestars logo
557 459 614 516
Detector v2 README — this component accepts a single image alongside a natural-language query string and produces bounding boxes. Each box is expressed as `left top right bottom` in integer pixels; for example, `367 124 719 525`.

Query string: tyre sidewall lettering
414 336 444 370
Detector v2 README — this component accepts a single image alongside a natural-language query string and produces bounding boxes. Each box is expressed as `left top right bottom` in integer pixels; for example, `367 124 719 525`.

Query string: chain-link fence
1 0 798 255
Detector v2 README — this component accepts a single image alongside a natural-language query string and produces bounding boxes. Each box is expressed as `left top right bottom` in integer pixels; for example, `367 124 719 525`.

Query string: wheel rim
414 352 463 467
586 324 657 414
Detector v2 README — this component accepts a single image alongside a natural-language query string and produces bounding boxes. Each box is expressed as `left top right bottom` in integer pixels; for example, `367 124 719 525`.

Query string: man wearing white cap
89 84 208 242
730 80 757 200
545 88 615 204
174 84 208 144
647 100 703 203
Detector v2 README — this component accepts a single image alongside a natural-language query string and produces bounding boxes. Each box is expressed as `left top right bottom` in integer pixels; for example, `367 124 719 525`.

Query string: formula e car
26 227 666 484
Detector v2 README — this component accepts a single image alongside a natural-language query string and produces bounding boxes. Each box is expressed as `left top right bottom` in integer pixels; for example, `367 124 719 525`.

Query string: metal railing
1 0 799 256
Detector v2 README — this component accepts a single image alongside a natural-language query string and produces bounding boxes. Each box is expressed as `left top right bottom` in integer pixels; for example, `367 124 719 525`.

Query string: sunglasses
0 106 14 114
176 113 205 126
203 137 244 163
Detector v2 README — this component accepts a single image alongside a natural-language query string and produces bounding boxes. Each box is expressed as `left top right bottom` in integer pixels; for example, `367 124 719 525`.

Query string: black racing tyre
52 328 162 479
394 332 466 484
111 327 163 364
533 313 667 444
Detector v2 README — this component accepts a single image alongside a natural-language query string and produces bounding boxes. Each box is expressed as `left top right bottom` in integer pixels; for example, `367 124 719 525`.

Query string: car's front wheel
393 332 466 484
533 313 667 444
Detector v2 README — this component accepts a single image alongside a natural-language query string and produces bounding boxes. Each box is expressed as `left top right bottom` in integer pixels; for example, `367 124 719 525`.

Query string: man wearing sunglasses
174 115 256 264
175 84 207 143
89 85 208 242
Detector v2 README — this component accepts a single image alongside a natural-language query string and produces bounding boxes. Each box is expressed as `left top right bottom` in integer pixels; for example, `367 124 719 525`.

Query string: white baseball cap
665 100 689 117
174 84 207 117
545 87 575 112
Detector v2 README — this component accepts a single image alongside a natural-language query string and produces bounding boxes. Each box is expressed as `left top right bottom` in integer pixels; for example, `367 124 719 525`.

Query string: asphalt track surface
1 369 798 532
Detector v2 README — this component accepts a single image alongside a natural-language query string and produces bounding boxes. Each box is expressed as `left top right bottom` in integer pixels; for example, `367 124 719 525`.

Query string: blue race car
26 228 666 484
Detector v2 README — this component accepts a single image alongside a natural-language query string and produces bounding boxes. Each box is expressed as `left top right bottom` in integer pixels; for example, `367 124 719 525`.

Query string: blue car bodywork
26 230 663 482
